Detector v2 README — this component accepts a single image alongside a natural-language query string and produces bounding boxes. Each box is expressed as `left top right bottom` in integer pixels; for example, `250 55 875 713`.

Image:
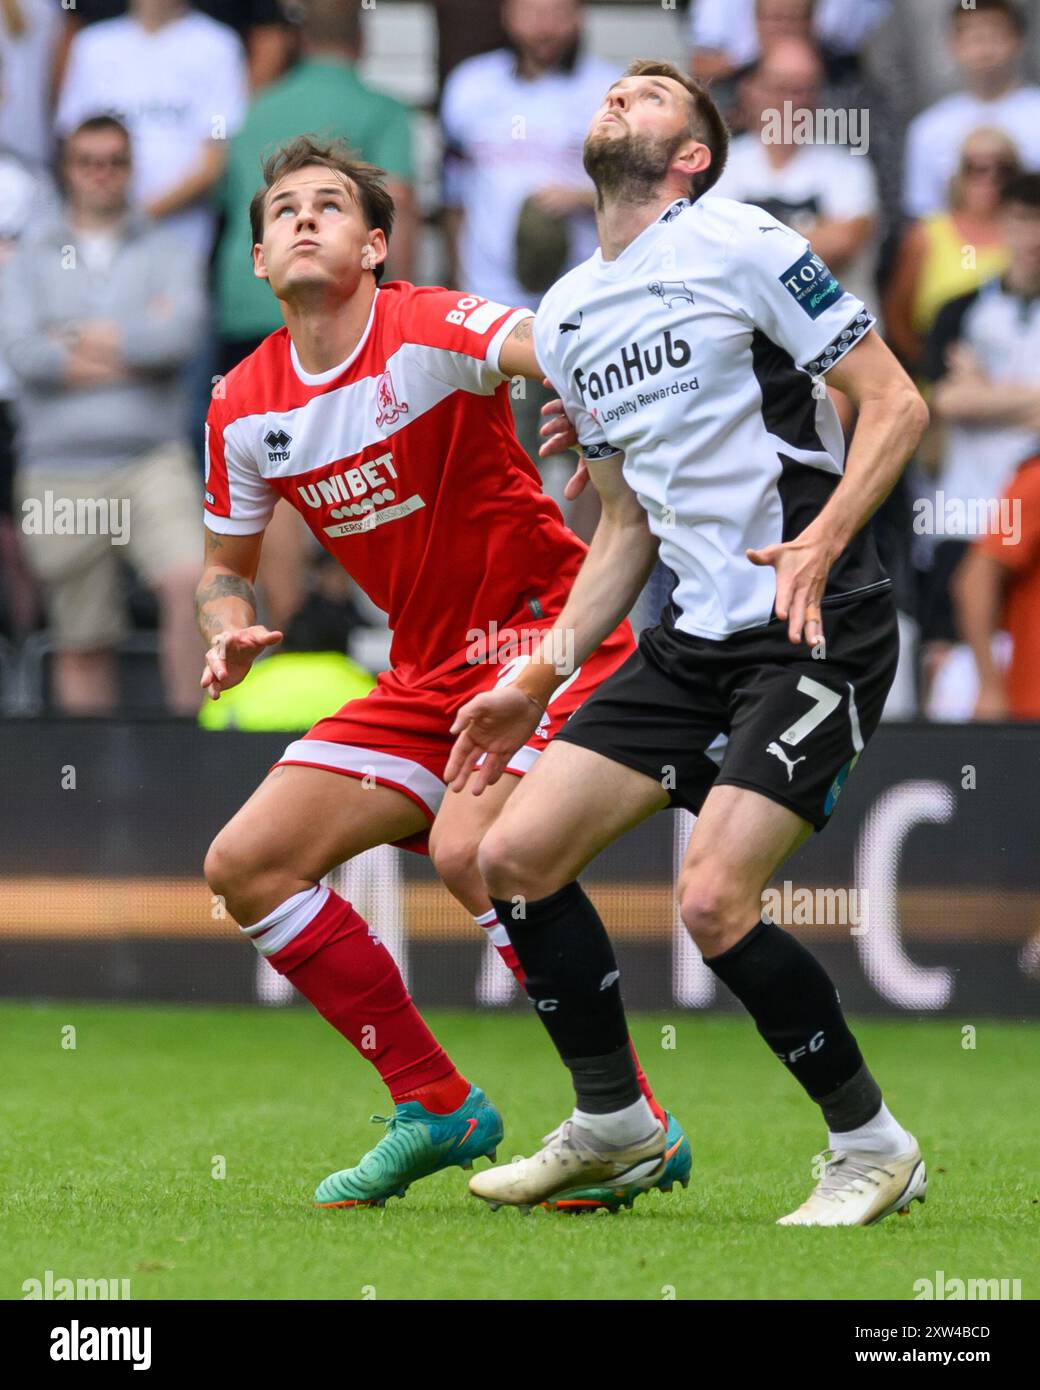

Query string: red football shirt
204 282 586 679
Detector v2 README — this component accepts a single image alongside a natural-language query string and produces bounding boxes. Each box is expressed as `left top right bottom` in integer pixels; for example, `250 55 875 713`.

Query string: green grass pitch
3 1003 1038 1301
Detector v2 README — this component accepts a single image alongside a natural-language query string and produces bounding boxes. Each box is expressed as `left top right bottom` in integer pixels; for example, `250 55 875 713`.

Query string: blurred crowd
0 0 1039 725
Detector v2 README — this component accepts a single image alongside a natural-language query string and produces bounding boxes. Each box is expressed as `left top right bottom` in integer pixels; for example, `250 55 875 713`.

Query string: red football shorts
274 620 635 852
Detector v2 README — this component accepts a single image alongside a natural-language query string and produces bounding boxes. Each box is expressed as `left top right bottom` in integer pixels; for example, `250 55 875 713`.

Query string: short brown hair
301 0 363 50
65 114 132 151
623 59 730 199
248 134 395 282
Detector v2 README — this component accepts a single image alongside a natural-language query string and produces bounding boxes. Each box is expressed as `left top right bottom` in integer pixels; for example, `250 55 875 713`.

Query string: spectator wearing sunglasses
903 0 1040 221
885 126 1019 375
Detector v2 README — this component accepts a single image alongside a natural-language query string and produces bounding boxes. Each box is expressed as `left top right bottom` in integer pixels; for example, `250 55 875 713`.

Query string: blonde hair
949 127 1022 211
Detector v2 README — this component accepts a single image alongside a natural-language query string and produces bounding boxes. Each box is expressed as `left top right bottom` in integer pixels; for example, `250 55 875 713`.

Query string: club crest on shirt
375 370 409 428
648 280 695 309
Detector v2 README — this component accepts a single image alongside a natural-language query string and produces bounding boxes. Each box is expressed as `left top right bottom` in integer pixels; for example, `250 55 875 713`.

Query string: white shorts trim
504 744 541 775
277 739 446 818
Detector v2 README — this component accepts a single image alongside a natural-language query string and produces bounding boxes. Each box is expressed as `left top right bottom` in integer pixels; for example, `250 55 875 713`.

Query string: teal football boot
314 1084 503 1208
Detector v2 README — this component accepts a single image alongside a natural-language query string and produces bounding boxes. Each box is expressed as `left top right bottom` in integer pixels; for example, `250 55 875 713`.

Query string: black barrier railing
2 719 1038 1015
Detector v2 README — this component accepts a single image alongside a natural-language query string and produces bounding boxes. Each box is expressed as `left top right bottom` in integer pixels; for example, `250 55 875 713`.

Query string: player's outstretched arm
446 455 657 793
496 315 539 381
747 330 929 647
195 527 282 700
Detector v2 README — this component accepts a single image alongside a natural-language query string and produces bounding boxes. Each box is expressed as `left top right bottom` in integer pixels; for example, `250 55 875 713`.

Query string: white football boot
777 1139 927 1227
469 1117 667 1212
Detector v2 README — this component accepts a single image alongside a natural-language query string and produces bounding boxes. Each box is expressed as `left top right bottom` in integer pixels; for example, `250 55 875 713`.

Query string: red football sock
493 939 526 982
396 1072 472 1114
475 907 527 984
630 1042 667 1130
478 907 667 1128
258 888 459 1103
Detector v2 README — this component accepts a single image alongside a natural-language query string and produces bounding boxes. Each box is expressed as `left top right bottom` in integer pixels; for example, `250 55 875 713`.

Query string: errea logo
264 428 292 462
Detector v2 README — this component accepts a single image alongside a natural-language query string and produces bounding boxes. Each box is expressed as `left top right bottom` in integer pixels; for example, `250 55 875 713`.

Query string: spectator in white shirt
441 0 616 312
917 173 1040 713
903 0 1040 220
689 0 891 85
56 0 248 260
712 37 879 311
2 116 206 714
0 44 57 638
0 0 63 166
440 0 615 530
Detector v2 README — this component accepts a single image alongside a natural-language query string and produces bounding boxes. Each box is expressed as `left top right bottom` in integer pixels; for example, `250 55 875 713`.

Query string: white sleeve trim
485 307 536 377
802 310 876 377
203 510 271 536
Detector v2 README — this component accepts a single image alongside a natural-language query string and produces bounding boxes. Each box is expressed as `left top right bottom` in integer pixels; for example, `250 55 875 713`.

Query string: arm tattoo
510 316 534 343
195 573 256 640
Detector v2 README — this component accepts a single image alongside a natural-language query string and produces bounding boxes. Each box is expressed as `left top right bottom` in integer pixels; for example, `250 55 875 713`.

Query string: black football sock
489 883 642 1115
705 920 882 1131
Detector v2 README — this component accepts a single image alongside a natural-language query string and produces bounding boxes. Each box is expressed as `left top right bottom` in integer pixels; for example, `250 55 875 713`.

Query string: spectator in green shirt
214 0 415 376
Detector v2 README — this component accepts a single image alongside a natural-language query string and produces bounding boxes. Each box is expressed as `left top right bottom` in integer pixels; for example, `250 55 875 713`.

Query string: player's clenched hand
746 534 836 647
200 625 283 699
447 688 545 795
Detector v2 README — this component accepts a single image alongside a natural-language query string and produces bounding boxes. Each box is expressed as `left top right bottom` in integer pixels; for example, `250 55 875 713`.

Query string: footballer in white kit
449 60 931 1226
534 191 891 829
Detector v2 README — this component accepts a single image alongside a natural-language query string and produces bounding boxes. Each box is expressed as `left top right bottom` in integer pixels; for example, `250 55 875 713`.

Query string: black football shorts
554 586 899 831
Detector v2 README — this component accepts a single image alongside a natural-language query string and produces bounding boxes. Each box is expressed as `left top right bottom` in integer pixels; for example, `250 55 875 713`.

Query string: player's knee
477 823 541 901
428 831 480 902
203 829 256 909
678 868 752 955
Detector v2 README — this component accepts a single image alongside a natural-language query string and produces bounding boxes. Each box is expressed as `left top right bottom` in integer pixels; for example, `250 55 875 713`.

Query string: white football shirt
441 47 618 309
711 135 879 312
534 195 886 640
56 11 248 259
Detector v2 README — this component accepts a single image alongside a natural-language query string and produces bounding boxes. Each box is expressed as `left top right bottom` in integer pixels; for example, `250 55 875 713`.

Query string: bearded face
582 124 691 205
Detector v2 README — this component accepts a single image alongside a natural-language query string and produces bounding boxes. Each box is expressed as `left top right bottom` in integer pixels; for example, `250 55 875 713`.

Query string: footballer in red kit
196 136 691 1212
204 279 631 807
